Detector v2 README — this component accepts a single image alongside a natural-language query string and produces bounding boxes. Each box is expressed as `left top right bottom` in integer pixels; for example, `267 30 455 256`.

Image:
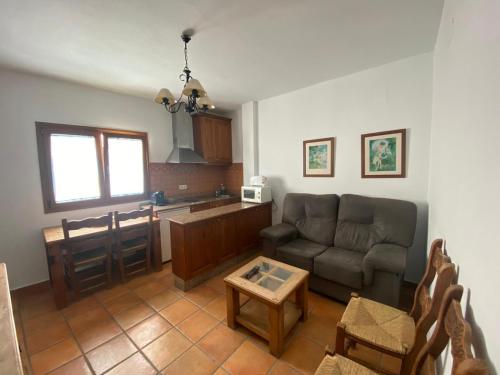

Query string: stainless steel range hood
166 110 207 164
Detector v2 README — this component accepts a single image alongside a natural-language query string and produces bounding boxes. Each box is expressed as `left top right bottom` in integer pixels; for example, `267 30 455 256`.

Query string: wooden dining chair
113 207 153 283
315 284 467 375
332 239 457 374
62 213 113 298
411 284 489 375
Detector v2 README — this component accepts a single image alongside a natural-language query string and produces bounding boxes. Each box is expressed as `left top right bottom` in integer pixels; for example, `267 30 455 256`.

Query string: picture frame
303 137 335 177
361 128 406 178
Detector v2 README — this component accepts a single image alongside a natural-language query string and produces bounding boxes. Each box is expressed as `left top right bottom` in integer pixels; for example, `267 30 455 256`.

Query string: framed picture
361 128 406 178
303 137 335 177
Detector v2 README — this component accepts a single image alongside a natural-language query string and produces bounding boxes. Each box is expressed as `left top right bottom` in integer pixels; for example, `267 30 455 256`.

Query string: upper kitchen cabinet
192 113 232 164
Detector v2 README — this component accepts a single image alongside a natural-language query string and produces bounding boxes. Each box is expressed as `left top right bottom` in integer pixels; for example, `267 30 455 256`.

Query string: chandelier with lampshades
154 31 214 113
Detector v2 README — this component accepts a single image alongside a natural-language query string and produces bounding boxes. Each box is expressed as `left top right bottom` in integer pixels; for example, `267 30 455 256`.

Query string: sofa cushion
282 193 339 246
260 223 297 245
363 244 407 286
334 194 417 252
314 247 365 289
276 239 327 272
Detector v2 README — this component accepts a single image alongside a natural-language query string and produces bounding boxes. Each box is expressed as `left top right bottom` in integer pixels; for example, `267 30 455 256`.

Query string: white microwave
241 186 272 203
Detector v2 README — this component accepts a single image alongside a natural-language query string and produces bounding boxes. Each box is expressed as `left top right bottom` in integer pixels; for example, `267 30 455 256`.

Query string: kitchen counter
141 195 240 213
168 202 266 225
169 201 272 290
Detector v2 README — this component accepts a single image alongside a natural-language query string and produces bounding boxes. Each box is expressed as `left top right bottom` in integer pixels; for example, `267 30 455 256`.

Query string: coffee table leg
226 285 240 329
269 304 284 357
296 279 309 321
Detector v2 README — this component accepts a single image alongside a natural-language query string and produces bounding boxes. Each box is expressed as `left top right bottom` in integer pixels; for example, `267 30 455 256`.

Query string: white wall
241 102 259 185
428 0 500 371
0 68 172 289
257 53 433 282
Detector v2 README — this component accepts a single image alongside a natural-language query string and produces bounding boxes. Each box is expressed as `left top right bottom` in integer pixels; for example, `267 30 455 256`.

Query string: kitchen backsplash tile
149 163 243 198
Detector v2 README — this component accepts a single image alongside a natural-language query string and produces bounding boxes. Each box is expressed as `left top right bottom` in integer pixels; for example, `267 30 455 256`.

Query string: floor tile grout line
193 324 248 370
18 266 213 374
28 273 168 374
69 274 164 372
90 269 214 374
95 277 167 374
62 310 97 375
26 300 97 375
18 260 346 375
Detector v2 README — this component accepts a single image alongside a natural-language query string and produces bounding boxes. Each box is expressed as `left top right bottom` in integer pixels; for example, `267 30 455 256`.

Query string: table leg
269 304 284 357
152 221 162 272
296 278 309 321
226 285 239 329
47 244 68 309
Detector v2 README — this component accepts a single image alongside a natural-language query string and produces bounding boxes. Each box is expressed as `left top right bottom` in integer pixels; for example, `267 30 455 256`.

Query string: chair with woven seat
332 239 456 374
113 207 153 283
411 285 489 375
316 284 484 375
315 354 378 375
62 213 113 298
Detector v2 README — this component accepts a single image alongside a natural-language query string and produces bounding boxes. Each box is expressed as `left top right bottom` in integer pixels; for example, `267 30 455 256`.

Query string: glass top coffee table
224 256 309 356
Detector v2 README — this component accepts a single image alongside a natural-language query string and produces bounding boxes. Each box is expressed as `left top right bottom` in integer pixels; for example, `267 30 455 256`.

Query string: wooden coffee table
224 256 309 356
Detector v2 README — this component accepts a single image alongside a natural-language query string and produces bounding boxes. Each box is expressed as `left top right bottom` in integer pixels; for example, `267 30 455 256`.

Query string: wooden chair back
410 239 452 321
62 213 113 259
114 207 153 245
403 240 457 372
411 285 489 375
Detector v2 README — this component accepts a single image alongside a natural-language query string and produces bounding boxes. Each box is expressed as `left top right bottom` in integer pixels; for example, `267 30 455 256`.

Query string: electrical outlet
178 184 188 190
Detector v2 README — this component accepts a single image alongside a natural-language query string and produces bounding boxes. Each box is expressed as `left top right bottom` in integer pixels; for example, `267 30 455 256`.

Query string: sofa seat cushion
314 247 365 289
276 239 327 272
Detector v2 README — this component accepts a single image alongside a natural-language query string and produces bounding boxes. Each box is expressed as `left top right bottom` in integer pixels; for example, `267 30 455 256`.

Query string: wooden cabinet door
215 216 237 263
192 114 232 164
193 116 217 161
236 207 257 252
185 221 217 277
236 204 272 253
215 121 232 163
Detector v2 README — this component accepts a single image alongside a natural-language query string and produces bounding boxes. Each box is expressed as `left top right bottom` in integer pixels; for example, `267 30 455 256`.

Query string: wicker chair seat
314 355 378 375
341 297 415 354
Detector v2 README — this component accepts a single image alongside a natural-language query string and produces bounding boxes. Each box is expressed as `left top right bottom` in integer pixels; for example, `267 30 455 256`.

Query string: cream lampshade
154 88 175 105
197 96 215 109
182 79 207 97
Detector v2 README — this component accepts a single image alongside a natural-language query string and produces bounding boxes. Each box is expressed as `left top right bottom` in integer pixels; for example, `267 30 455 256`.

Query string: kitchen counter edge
167 202 271 225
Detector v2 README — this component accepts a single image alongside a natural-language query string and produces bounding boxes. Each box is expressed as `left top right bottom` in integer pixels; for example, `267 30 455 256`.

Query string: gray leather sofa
260 193 417 307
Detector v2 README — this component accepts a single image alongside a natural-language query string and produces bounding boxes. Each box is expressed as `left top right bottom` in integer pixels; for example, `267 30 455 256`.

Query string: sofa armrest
363 243 407 286
260 223 298 245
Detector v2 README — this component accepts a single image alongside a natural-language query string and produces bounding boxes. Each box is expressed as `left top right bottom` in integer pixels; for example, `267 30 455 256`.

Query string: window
36 123 149 213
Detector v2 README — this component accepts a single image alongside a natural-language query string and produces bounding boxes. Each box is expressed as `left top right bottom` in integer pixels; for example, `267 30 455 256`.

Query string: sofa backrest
334 194 417 252
282 193 340 246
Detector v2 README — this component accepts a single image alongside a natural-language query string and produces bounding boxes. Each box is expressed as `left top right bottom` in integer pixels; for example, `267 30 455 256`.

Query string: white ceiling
0 0 443 111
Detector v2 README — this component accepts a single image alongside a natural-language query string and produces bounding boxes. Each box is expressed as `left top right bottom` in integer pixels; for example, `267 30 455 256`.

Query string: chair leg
118 252 126 283
105 254 112 288
145 246 151 274
71 266 80 299
335 322 347 356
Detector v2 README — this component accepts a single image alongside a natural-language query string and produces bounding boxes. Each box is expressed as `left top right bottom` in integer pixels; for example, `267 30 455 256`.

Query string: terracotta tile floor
12 259 410 375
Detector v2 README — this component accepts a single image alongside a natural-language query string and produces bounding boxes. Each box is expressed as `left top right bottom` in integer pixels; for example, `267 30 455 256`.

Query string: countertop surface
167 202 269 225
141 195 239 213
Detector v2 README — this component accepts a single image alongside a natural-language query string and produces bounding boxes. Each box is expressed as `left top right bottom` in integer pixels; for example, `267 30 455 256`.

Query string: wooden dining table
42 216 162 309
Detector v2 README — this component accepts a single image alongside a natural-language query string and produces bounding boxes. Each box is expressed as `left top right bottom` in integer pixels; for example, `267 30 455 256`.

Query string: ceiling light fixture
154 31 214 114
